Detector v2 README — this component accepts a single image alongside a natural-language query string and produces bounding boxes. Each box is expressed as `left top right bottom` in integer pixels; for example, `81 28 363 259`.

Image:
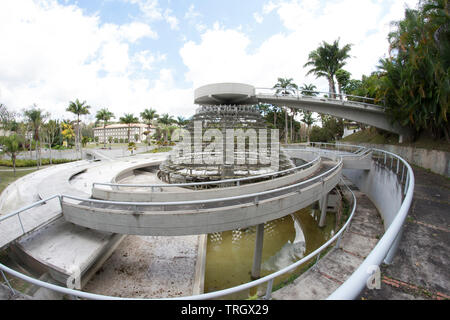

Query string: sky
0 0 419 123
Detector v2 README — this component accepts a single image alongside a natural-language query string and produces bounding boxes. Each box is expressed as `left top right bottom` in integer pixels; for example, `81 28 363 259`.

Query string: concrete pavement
359 165 450 300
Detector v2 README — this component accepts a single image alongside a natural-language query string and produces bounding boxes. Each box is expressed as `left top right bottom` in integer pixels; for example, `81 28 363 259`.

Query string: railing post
1 270 15 296
263 279 274 300
17 213 25 234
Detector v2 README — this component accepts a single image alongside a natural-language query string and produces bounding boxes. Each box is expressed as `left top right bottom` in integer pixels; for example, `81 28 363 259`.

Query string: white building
93 123 154 143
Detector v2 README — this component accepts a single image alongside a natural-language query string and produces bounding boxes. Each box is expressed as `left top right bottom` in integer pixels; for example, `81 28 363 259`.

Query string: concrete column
251 223 265 280
319 193 329 227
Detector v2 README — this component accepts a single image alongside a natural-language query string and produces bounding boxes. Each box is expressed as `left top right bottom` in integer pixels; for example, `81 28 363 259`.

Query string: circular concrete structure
194 83 257 105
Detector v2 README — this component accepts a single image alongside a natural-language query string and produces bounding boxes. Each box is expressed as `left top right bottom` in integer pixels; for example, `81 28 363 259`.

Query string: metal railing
93 154 321 190
0 144 414 300
328 147 414 299
0 177 356 300
255 87 385 109
66 158 342 209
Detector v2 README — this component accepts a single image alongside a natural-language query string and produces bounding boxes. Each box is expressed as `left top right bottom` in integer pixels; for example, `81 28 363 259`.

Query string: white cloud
180 0 421 94
0 0 193 120
118 22 158 42
253 12 264 24
124 0 179 30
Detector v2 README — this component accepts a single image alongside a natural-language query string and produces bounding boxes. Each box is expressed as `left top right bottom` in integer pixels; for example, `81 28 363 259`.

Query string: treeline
259 0 449 143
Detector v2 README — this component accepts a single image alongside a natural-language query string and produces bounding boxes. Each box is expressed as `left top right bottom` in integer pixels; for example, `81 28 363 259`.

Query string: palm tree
1 134 23 176
304 39 352 99
176 116 188 127
140 108 158 144
158 113 174 144
273 78 298 144
24 105 48 169
66 99 90 158
300 83 318 96
119 113 139 142
302 111 316 143
44 119 59 164
96 108 115 148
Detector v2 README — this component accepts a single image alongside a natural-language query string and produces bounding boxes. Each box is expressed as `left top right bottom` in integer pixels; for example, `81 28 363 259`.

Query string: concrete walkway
272 178 384 299
359 165 450 300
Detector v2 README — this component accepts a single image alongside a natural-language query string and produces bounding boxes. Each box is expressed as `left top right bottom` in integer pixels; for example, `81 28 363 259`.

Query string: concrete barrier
62 162 342 236
342 142 450 177
92 159 321 202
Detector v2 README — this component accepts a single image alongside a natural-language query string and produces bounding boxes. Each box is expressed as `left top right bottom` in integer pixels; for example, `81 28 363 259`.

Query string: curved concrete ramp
62 161 342 236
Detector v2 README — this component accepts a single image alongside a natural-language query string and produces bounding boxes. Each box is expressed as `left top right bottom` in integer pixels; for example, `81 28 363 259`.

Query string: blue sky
0 0 418 120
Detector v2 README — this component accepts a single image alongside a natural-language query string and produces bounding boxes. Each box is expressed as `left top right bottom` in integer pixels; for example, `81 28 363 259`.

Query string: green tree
273 78 298 143
120 113 139 142
302 111 316 143
44 119 60 164
300 83 318 96
157 113 174 144
1 134 23 176
96 108 115 148
304 39 352 98
66 99 91 158
335 69 351 97
140 108 158 144
377 1 449 141
24 105 48 169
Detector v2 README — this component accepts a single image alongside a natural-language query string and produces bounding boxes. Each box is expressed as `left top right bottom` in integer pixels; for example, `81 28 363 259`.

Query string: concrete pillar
251 223 265 280
319 193 329 227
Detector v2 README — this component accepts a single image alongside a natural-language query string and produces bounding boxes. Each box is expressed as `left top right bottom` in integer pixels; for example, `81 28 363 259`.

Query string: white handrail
93 154 321 189
327 148 414 300
0 144 414 301
254 87 385 109
67 158 342 207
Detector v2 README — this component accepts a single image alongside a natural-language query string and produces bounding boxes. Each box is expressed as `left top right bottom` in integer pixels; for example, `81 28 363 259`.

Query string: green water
204 206 336 299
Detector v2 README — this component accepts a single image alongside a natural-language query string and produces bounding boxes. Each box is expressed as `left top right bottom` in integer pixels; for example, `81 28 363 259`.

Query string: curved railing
92 154 321 191
254 87 385 110
0 144 414 300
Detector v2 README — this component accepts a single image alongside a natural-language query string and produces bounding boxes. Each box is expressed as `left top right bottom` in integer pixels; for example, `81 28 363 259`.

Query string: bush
0 158 76 167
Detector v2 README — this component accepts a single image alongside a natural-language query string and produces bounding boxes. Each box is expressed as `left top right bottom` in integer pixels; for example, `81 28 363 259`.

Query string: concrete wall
93 160 321 202
343 161 403 230
63 164 342 236
342 142 450 177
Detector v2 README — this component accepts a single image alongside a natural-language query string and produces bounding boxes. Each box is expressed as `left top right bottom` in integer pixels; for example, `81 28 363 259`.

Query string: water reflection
204 206 336 298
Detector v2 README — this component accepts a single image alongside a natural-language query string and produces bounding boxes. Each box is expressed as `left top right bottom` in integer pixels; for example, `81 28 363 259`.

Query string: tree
176 116 188 127
1 134 23 176
335 69 352 97
24 105 48 169
300 83 318 96
66 99 91 158
128 141 137 155
302 111 316 143
273 78 298 144
61 121 75 147
157 113 175 144
96 108 115 148
140 108 158 144
304 39 352 98
377 0 449 141
300 84 319 143
0 103 16 133
44 119 60 164
120 113 139 142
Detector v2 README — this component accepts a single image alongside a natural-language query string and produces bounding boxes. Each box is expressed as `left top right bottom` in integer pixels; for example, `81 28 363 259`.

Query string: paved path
272 177 384 299
359 165 450 300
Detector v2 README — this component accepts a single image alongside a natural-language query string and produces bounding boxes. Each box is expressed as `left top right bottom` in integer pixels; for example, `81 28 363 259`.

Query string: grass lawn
0 168 34 194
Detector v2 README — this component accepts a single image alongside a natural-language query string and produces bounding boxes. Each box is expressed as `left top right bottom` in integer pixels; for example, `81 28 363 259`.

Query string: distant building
93 123 154 143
